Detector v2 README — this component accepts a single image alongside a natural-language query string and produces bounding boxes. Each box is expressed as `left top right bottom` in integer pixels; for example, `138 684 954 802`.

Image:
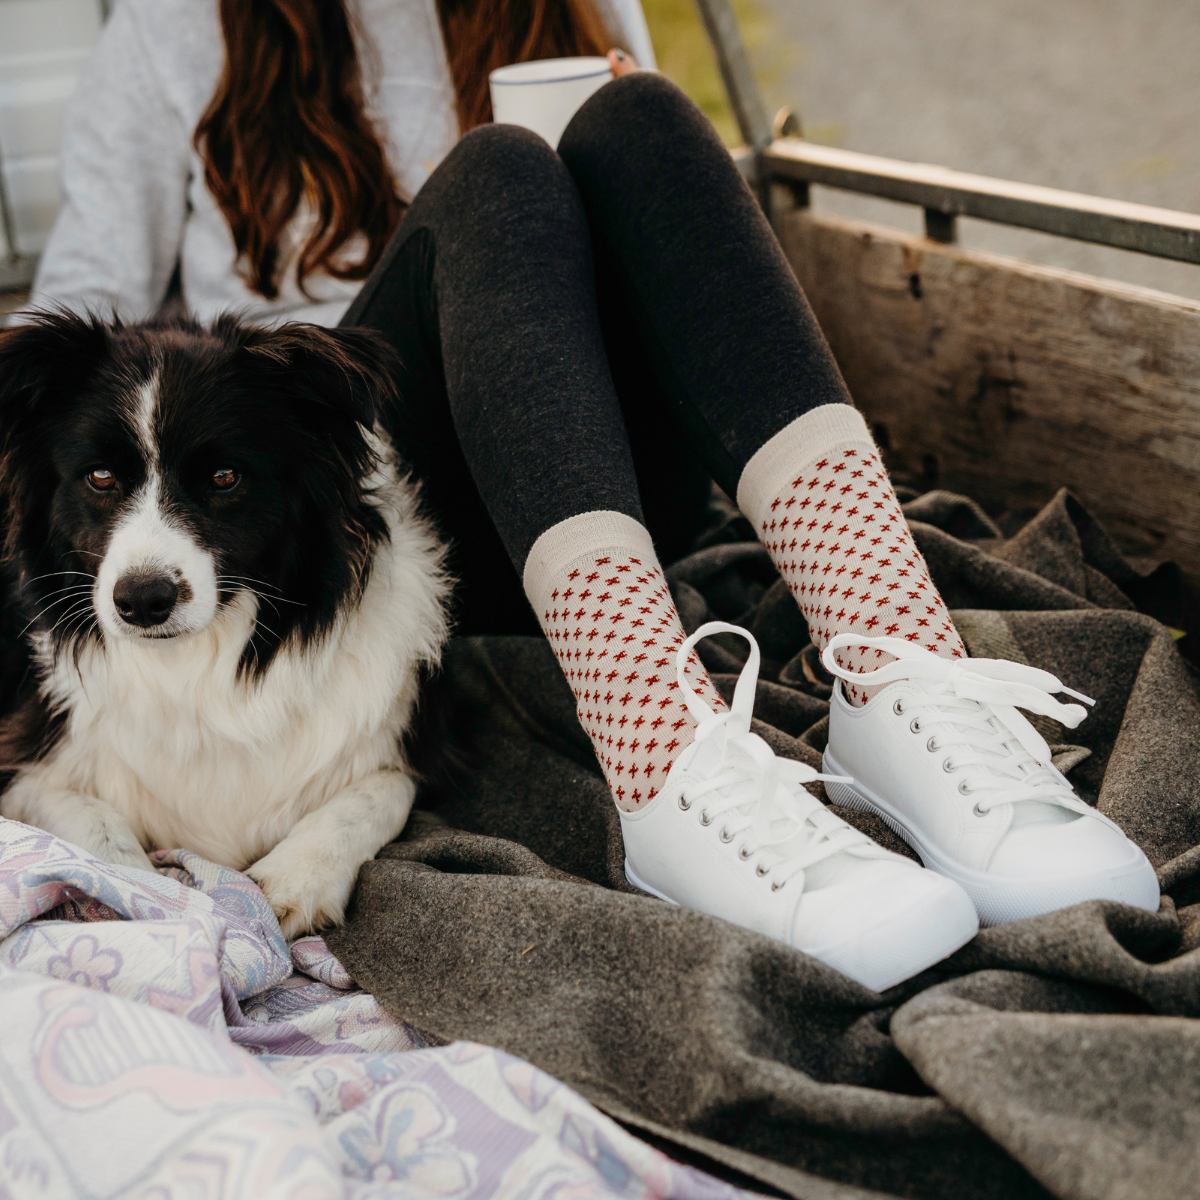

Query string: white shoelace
821 634 1095 817
676 622 877 890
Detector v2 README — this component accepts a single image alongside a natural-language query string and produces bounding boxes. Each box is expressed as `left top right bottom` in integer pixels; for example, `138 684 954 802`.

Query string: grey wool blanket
326 486 1200 1200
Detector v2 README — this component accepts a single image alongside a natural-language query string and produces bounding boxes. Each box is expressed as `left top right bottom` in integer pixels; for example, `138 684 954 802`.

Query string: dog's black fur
0 311 469 796
0 310 400 671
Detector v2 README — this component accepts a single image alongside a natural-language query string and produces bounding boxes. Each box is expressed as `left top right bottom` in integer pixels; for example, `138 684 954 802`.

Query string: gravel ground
764 0 1200 299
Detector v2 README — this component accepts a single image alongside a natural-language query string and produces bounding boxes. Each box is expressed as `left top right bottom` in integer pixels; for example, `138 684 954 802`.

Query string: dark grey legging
343 71 851 637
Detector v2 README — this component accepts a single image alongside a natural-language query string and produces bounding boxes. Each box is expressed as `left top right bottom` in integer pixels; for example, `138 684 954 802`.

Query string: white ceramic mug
489 57 613 150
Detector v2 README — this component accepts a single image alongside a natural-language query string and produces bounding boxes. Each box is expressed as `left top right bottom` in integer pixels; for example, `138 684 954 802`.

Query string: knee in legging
448 122 571 189
406 122 580 230
559 70 713 156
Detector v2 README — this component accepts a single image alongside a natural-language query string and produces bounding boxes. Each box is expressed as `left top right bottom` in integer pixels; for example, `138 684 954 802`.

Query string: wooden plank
773 205 1200 572
764 140 1200 264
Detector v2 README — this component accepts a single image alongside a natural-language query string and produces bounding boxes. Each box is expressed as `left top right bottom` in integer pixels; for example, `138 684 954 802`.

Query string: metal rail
761 138 1200 264
0 135 23 276
690 0 772 152
691 0 1200 265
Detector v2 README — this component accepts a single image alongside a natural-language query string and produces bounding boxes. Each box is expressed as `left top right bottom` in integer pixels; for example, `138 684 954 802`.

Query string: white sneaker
820 634 1160 927
621 621 979 992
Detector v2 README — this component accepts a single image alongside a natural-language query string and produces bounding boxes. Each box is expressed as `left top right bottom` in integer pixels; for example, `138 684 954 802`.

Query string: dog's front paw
246 843 360 941
80 814 157 873
105 842 158 873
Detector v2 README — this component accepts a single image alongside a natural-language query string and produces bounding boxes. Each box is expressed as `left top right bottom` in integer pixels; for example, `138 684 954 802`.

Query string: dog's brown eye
211 468 239 491
87 468 116 492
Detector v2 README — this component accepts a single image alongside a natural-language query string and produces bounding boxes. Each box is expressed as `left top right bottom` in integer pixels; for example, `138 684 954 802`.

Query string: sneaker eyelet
927 737 938 753
699 810 712 826
973 802 989 817
892 700 905 716
771 880 785 892
755 863 768 877
719 827 734 843
738 846 752 860
942 758 957 774
678 794 691 811
958 780 972 796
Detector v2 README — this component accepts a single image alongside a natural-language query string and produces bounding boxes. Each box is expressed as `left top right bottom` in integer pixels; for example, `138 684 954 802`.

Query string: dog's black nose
113 573 178 627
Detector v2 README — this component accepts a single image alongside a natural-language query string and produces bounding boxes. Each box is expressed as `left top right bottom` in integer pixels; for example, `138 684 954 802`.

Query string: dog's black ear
0 311 111 440
0 312 111 574
219 319 399 430
216 319 401 629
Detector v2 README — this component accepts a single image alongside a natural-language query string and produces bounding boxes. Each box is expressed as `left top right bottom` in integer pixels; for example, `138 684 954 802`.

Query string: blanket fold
327 485 1200 1200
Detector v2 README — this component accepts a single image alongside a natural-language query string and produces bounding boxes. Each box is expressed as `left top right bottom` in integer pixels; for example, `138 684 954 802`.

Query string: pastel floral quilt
0 817 753 1199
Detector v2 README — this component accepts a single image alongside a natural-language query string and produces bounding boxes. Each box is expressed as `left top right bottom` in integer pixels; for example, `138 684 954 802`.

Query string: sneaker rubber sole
822 748 1160 926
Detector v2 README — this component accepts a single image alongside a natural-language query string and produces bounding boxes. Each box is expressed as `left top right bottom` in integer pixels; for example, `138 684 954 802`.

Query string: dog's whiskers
18 590 97 638
216 576 306 607
251 615 283 642
32 584 95 600
29 587 95 605
253 594 283 623
58 607 100 655
21 569 97 587
46 600 96 640
22 582 96 602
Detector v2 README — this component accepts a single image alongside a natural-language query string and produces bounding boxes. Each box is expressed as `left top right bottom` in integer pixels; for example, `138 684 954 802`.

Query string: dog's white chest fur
19 467 448 872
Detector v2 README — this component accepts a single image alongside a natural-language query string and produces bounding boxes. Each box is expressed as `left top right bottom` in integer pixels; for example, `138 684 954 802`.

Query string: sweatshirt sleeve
30 0 189 321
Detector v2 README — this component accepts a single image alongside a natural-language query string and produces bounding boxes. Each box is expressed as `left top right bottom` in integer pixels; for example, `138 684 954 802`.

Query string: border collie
0 312 450 937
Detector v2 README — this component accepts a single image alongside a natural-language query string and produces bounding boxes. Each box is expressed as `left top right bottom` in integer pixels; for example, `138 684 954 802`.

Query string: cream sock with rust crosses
737 404 966 704
523 511 726 812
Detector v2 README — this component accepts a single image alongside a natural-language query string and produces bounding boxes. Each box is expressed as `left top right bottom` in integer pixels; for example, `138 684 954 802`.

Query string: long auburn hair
196 0 616 300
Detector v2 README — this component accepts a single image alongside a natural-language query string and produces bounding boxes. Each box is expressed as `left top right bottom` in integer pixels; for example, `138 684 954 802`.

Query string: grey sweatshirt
31 0 655 327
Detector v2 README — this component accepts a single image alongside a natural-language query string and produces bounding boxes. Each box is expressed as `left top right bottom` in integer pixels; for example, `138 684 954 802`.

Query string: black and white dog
0 312 450 937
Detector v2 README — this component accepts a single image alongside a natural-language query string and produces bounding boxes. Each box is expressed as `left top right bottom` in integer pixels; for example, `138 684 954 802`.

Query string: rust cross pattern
761 443 965 705
539 550 725 812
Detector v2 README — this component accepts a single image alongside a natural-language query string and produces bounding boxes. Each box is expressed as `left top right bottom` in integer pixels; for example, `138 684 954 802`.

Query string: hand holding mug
607 49 638 77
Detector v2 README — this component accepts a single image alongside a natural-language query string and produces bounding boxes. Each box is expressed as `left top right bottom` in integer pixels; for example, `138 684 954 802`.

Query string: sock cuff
735 403 874 523
522 510 658 610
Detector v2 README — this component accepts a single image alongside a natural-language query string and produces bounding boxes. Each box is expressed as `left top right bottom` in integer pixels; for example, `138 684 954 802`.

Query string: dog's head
0 311 398 671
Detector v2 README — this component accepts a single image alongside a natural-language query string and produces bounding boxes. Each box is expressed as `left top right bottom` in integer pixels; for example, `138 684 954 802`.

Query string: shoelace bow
821 635 1095 815
676 622 875 889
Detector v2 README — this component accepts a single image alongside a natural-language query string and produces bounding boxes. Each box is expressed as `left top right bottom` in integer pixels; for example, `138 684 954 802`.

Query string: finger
607 48 638 77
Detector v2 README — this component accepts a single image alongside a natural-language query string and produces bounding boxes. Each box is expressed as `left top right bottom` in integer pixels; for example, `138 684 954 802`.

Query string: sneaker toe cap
984 813 1160 914
793 861 979 992
991 813 1149 877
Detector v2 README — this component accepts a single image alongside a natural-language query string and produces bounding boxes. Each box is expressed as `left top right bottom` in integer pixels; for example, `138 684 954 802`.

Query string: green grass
640 0 793 146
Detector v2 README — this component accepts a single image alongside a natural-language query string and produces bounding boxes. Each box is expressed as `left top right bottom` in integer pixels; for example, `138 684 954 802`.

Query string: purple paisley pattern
0 818 757 1199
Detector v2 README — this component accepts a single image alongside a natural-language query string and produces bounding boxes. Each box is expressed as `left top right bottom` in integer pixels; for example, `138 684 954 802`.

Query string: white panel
3 156 59 254
0 0 102 56
0 0 104 256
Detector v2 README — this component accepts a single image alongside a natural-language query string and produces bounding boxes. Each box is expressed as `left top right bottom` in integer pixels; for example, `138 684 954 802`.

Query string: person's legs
345 124 727 811
557 73 965 700
559 74 1155 928
344 109 980 986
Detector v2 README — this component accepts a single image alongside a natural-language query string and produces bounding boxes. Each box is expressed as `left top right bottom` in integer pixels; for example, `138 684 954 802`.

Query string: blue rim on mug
490 59 612 87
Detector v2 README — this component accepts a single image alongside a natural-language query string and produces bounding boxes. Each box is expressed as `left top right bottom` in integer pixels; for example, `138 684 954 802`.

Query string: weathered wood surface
774 205 1200 574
